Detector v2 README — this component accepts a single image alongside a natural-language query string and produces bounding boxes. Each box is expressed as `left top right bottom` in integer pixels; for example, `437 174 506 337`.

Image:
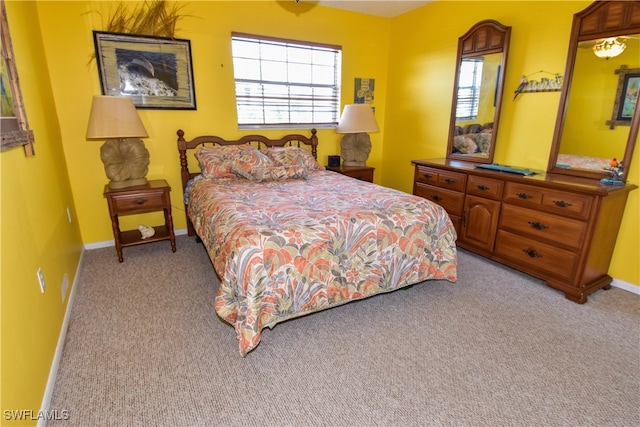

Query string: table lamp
336 104 379 167
86 96 150 189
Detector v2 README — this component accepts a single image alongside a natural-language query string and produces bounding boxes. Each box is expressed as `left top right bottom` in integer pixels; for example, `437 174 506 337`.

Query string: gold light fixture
336 104 380 167
86 96 150 189
592 37 626 59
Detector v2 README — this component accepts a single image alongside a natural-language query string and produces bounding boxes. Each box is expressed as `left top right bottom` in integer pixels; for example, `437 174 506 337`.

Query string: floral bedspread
187 170 458 356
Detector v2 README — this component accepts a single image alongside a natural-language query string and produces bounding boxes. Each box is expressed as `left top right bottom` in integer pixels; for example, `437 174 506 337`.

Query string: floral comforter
187 170 458 356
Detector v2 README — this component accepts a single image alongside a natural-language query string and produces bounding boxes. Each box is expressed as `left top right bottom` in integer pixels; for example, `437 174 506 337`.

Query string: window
231 32 342 129
455 58 484 121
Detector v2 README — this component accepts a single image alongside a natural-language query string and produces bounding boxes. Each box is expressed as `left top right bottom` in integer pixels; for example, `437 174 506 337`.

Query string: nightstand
325 165 374 182
103 179 177 262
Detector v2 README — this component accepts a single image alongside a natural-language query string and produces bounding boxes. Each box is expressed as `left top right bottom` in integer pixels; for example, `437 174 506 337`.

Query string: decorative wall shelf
514 71 563 98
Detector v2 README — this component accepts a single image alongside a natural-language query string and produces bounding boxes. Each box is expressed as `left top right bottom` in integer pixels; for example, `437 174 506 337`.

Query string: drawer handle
528 221 548 230
476 184 489 191
431 195 442 202
516 192 532 199
553 200 572 208
523 248 542 258
134 199 147 205
422 173 433 179
444 178 455 184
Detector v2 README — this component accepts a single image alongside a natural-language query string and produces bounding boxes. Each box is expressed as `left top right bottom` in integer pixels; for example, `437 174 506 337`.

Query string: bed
177 129 458 356
452 122 493 155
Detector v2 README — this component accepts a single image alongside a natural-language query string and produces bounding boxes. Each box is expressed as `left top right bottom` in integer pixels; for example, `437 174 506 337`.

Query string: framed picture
1 0 34 155
607 66 640 129
93 31 196 110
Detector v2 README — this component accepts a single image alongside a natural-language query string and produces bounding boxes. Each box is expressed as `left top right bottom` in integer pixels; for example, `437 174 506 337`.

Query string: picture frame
93 31 196 110
1 0 34 155
607 66 640 129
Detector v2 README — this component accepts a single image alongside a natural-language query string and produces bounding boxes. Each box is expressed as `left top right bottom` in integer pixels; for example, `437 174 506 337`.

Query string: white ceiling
313 1 434 18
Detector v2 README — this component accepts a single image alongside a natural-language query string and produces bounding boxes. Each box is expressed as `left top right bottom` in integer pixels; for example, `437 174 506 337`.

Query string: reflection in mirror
556 34 639 172
548 1 640 181
447 20 511 164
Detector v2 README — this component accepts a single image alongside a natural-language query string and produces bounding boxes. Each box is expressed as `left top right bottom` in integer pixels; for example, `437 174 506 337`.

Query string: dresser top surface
412 158 637 195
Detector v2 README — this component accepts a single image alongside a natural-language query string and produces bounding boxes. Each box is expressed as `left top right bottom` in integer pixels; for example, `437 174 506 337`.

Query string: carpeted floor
48 235 640 427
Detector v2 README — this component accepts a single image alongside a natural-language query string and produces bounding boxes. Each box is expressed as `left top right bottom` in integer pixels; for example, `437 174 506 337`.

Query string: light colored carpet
48 235 639 427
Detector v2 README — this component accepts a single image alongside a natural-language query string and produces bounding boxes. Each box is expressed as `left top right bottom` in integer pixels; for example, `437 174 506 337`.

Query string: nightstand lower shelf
118 225 173 247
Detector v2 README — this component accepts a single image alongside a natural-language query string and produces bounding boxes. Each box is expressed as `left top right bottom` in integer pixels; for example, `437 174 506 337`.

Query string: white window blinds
455 58 484 121
231 32 342 129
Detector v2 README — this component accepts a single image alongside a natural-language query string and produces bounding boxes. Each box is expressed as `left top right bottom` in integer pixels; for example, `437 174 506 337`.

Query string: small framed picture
93 31 196 110
607 66 639 128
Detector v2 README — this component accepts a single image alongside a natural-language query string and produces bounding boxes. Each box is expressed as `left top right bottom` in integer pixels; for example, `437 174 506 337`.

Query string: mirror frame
446 20 511 164
547 0 640 181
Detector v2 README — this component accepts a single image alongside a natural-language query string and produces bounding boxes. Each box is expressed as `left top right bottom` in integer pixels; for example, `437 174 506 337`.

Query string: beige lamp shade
336 104 379 134
336 104 379 168
86 96 148 139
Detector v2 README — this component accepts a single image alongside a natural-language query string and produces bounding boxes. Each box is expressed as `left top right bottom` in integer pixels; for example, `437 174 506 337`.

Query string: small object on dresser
328 155 341 167
600 158 625 186
138 224 156 239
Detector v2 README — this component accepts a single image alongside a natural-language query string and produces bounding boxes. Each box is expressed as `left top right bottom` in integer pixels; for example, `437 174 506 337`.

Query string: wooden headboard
176 128 319 235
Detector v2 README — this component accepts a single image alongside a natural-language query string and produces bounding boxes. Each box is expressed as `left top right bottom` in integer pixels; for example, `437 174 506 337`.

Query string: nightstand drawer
326 166 374 183
112 192 167 213
345 168 374 182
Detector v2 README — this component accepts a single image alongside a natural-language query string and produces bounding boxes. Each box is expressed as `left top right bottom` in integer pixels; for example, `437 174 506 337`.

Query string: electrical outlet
37 268 46 293
61 273 69 303
66 207 72 223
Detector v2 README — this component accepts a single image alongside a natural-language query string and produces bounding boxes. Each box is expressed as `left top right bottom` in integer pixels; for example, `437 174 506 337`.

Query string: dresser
412 158 637 303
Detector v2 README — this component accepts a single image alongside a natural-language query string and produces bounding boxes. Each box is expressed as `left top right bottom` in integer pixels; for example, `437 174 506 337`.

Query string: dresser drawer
499 204 586 250
414 182 465 216
414 166 466 192
466 175 504 200
495 230 578 281
503 183 592 219
112 191 167 213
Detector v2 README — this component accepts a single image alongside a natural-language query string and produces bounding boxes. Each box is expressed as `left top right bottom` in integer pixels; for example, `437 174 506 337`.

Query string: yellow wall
383 0 638 286
36 0 390 242
1 1 83 424
1 1 638 424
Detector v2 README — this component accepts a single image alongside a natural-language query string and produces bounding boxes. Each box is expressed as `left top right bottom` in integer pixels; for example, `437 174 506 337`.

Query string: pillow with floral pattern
263 146 324 171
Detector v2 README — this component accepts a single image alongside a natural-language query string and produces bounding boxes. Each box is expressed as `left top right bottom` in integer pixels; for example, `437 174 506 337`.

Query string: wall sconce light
86 96 150 189
593 37 626 59
336 104 379 167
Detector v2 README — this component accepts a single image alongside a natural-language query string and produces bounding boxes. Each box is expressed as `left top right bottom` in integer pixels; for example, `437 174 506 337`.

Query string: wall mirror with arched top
548 0 640 181
446 20 511 164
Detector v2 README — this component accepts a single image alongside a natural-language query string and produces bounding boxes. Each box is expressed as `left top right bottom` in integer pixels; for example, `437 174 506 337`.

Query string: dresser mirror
548 1 640 180
446 20 511 164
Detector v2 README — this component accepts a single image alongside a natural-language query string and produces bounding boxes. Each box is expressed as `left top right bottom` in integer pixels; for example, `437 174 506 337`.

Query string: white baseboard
83 227 189 250
38 249 85 427
611 277 640 295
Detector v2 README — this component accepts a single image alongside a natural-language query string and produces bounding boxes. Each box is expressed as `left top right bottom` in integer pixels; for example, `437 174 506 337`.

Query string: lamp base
100 138 150 189
108 178 148 189
340 133 371 167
